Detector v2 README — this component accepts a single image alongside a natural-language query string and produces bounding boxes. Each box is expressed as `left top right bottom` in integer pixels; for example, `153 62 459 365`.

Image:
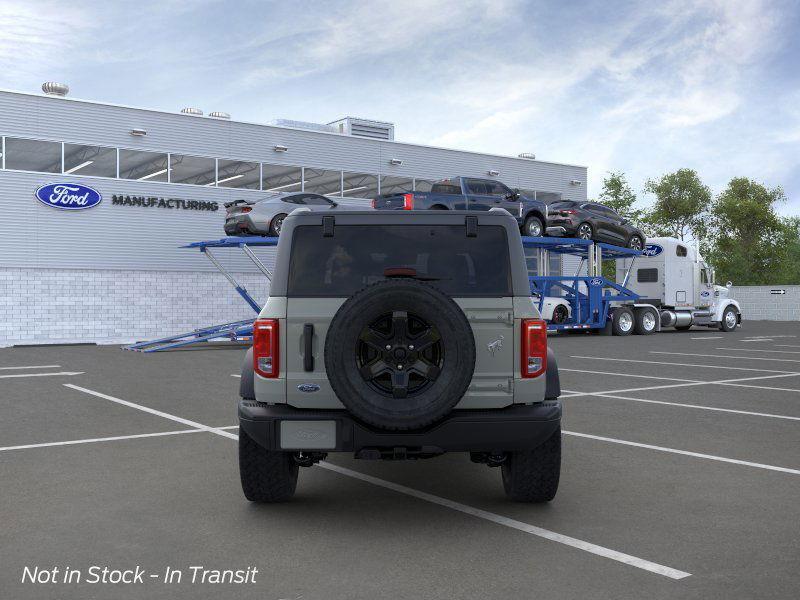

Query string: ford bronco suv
238 209 562 502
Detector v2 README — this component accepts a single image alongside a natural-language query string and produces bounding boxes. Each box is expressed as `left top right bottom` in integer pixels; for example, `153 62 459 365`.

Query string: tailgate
372 192 428 210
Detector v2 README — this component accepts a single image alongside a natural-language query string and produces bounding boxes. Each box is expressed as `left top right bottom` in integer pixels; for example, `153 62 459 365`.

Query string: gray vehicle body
239 209 561 456
224 192 346 236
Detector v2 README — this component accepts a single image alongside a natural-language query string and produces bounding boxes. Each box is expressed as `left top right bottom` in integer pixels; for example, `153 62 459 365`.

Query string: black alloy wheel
628 235 644 251
356 311 443 399
270 214 286 236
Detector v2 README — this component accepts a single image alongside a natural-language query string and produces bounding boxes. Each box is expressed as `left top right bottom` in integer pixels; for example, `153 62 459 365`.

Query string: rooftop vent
518 152 536 160
209 111 230 119
180 107 203 116
269 119 337 134
329 117 394 141
42 82 69 97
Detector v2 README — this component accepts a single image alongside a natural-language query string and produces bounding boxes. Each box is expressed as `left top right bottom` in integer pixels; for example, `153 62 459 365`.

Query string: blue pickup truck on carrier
373 177 549 237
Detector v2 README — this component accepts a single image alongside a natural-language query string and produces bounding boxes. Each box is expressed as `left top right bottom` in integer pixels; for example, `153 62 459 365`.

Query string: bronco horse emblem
487 335 504 356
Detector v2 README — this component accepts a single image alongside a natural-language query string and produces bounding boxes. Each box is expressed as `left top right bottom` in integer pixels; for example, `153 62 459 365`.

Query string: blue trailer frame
521 237 642 332
125 236 278 352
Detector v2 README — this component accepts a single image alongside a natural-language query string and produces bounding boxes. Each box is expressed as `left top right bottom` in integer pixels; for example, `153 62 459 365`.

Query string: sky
1 0 799 213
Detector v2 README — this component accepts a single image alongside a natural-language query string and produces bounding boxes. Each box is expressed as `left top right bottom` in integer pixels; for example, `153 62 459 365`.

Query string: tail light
521 319 547 378
240 207 252 213
560 209 576 215
253 319 279 378
402 193 414 210
371 198 377 209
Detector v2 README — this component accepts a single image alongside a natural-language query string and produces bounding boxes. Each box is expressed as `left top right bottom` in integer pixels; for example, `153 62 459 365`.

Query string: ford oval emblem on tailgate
35 183 102 210
297 383 320 393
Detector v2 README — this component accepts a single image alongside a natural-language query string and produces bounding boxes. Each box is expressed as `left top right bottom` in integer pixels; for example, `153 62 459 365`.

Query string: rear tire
627 235 644 251
611 307 634 336
239 428 298 502
502 427 561 502
269 213 287 236
523 215 544 237
551 304 569 324
576 222 593 240
633 308 657 335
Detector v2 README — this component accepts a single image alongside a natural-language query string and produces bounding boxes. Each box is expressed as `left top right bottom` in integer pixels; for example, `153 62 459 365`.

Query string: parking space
1 321 799 599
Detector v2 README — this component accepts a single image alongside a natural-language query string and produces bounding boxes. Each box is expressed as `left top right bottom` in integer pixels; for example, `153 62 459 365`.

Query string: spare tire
324 278 475 430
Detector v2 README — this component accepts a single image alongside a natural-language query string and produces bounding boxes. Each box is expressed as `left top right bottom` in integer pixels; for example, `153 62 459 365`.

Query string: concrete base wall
730 285 800 322
1 268 269 347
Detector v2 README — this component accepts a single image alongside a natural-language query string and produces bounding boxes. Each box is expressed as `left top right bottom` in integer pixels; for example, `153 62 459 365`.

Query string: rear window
430 180 462 194
287 224 512 297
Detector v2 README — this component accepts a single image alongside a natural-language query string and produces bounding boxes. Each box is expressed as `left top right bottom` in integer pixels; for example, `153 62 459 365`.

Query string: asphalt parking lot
2 321 799 599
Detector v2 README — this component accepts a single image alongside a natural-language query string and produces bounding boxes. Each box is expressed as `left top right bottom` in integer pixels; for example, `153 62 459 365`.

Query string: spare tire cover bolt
385 344 392 350
408 345 414 350
397 364 403 369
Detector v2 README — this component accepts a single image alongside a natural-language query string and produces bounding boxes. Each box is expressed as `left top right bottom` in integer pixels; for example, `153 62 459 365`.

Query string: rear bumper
239 401 562 455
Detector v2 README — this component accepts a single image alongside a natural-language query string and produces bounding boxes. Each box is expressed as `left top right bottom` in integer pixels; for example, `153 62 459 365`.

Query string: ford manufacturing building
0 85 587 347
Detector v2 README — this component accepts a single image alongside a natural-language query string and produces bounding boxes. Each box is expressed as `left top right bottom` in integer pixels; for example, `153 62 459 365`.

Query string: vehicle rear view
237 210 562 503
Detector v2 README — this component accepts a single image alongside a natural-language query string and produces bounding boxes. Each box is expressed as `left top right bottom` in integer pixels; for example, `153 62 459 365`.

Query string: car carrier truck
525 235 742 335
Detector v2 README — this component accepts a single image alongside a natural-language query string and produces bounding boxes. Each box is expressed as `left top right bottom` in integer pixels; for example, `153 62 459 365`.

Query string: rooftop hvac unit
328 117 395 141
209 111 230 119
518 152 536 160
42 82 69 96
269 119 337 134
181 107 204 116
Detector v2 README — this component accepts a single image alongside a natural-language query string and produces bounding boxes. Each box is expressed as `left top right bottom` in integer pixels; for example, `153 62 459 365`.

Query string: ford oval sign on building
35 183 102 210
642 244 664 257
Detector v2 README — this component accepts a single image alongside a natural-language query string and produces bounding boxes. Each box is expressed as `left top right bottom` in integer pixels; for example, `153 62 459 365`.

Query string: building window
119 149 169 182
217 159 260 189
379 175 413 195
170 154 216 186
341 172 378 198
63 144 117 177
414 178 436 192
4 138 61 173
262 163 302 193
304 168 342 196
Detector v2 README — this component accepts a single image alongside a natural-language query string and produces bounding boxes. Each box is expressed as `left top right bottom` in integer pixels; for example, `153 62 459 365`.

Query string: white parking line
0 426 239 453
651 351 800 364
690 336 723 340
561 390 800 421
559 368 701 383
777 344 800 349
61 383 691 580
231 374 241 378
0 371 84 379
716 347 800 354
563 431 800 476
740 339 773 343
0 364 61 370
63 384 238 440
570 355 797 374
318 461 691 580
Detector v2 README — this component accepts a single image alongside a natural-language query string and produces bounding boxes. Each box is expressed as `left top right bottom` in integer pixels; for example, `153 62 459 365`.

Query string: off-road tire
325 278 476 430
523 215 544 237
502 426 561 502
239 428 298 502
611 307 634 336
633 308 657 335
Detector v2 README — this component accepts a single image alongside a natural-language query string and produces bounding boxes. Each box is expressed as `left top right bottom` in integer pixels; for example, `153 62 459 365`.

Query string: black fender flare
239 347 255 400
524 209 546 225
545 347 561 399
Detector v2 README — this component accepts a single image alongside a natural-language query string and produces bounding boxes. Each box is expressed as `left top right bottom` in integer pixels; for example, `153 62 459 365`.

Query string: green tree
598 171 644 227
642 169 711 241
706 178 795 285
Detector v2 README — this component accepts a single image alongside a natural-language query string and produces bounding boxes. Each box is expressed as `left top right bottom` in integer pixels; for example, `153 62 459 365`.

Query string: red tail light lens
253 319 279 378
371 198 377 209
240 207 252 213
402 193 414 210
560 209 576 215
521 319 547 378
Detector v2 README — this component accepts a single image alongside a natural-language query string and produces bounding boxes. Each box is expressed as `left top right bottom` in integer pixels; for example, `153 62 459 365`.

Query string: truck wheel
633 308 657 335
719 306 739 332
502 427 561 502
611 307 634 336
239 428 298 502
523 215 544 237
325 278 476 430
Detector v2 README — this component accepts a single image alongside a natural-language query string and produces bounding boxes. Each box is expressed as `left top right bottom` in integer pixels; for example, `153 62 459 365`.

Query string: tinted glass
414 179 436 192
550 201 577 210
677 245 688 257
637 268 658 283
170 154 216 186
282 194 333 206
119 149 168 182
5 138 61 173
342 172 378 198
430 182 461 194
64 144 117 177
263 164 302 193
288 225 512 297
485 181 512 197
465 179 489 194
217 159 260 189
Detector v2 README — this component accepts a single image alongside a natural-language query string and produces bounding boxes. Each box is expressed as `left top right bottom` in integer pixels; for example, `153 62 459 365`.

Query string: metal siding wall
0 89 587 273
